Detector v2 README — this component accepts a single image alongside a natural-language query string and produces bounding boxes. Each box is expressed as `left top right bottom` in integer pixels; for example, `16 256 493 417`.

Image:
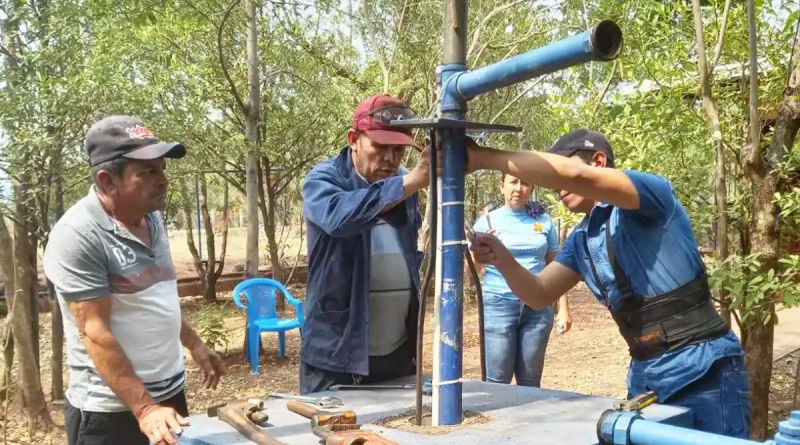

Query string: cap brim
547 146 580 157
123 142 186 161
363 130 418 147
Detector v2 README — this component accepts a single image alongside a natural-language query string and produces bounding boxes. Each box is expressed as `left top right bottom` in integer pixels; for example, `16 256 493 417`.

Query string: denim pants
482 294 554 387
655 355 752 438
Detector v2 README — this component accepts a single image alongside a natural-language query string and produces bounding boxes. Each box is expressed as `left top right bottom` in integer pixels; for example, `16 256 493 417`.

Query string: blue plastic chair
232 278 304 374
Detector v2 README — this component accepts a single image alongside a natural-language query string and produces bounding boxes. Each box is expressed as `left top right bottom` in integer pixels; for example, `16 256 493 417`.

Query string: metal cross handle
267 392 344 409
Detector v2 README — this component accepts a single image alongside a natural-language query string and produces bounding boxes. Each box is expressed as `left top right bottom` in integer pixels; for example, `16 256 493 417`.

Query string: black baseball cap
85 116 186 167
548 129 615 167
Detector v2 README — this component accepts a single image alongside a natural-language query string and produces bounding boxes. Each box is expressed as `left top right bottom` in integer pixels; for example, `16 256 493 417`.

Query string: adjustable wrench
267 392 344 408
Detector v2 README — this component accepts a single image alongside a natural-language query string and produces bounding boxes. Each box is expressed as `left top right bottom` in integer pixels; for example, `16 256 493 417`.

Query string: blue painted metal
446 20 622 101
429 7 622 426
597 409 776 445
437 60 467 426
439 63 468 112
775 411 800 445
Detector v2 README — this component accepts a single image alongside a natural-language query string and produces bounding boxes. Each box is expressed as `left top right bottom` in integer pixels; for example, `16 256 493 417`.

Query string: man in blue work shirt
467 129 750 438
299 94 433 394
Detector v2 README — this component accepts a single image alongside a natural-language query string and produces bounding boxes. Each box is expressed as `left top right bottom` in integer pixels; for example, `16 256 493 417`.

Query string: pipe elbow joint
441 69 468 113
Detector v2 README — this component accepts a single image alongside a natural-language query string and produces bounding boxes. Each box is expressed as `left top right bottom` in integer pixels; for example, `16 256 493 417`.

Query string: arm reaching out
469 232 581 310
467 143 640 210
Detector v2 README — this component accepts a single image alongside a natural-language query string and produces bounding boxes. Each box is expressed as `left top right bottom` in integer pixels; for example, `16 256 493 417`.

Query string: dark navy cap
85 116 186 167
548 129 615 167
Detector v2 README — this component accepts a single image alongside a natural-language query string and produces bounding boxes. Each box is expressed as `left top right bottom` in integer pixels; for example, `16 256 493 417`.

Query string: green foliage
192 303 232 353
708 253 800 324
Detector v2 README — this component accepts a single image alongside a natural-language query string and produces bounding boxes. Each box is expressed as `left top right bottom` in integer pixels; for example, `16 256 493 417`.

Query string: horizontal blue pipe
447 21 621 101
628 419 764 445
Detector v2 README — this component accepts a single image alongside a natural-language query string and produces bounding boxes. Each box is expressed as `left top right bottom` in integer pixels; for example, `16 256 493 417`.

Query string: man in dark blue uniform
467 129 751 438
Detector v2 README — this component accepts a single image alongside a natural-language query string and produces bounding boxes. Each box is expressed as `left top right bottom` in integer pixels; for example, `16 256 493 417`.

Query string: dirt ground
1 229 796 443
0 283 632 445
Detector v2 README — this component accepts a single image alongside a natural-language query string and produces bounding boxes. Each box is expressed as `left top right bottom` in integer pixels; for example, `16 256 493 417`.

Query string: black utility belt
611 279 730 360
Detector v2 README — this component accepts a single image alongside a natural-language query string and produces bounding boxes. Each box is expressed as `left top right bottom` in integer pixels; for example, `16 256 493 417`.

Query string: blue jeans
482 294 554 387
652 355 752 438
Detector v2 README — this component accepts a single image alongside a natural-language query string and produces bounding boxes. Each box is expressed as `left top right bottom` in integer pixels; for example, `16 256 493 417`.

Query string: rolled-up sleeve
43 224 109 302
554 230 580 274
302 166 405 238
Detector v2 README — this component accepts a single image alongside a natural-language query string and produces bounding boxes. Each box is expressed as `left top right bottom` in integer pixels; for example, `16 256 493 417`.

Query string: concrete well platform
177 378 692 444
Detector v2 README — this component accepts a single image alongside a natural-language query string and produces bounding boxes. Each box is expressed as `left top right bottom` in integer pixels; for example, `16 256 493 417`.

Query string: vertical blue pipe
437 0 468 426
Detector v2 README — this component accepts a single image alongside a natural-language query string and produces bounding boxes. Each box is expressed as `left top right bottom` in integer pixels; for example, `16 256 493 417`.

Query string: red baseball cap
352 94 418 147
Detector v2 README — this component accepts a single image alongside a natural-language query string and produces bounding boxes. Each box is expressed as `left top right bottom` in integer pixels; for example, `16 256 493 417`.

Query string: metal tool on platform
207 399 286 445
287 400 358 429
312 424 398 445
268 392 344 408
613 391 658 412
329 381 432 396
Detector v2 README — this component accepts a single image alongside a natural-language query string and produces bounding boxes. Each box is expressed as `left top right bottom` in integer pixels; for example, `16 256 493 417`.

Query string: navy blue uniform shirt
555 169 743 401
300 146 422 376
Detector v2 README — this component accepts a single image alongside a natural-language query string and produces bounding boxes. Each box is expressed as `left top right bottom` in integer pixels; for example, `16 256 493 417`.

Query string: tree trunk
690 0 731 325
257 157 285 311
11 178 51 427
244 0 261 279
741 25 800 439
200 175 217 302
50 161 65 401
215 182 230 280
181 179 207 288
0 214 15 401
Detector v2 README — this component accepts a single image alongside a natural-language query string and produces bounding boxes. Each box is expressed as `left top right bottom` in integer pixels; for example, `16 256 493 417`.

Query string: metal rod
443 0 467 64
415 128 438 426
435 0 468 427
463 243 485 381
448 20 622 101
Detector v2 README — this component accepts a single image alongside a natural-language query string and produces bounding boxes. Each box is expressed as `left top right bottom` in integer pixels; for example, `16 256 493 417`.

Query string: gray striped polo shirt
43 187 185 412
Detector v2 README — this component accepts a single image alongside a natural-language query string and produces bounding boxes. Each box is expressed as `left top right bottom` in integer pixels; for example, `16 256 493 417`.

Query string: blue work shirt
473 206 559 300
301 146 422 376
554 169 743 401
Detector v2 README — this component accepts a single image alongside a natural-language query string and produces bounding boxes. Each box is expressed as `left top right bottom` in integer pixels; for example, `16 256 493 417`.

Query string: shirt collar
574 202 613 233
85 186 117 232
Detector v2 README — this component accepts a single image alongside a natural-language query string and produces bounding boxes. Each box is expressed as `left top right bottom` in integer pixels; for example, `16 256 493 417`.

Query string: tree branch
217 0 247 115
466 0 530 61
489 78 545 124
385 0 410 93
710 0 732 70
361 0 390 92
591 61 618 125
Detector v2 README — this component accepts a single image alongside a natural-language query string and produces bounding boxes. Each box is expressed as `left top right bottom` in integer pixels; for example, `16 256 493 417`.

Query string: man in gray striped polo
44 116 227 445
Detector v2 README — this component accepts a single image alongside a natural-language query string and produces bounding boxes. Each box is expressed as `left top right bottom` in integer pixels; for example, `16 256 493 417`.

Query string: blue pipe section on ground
775 411 800 445
598 410 800 445
438 63 466 426
445 21 621 102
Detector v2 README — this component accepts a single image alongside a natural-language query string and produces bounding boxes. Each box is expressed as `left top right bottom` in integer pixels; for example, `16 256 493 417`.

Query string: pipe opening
591 20 623 61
